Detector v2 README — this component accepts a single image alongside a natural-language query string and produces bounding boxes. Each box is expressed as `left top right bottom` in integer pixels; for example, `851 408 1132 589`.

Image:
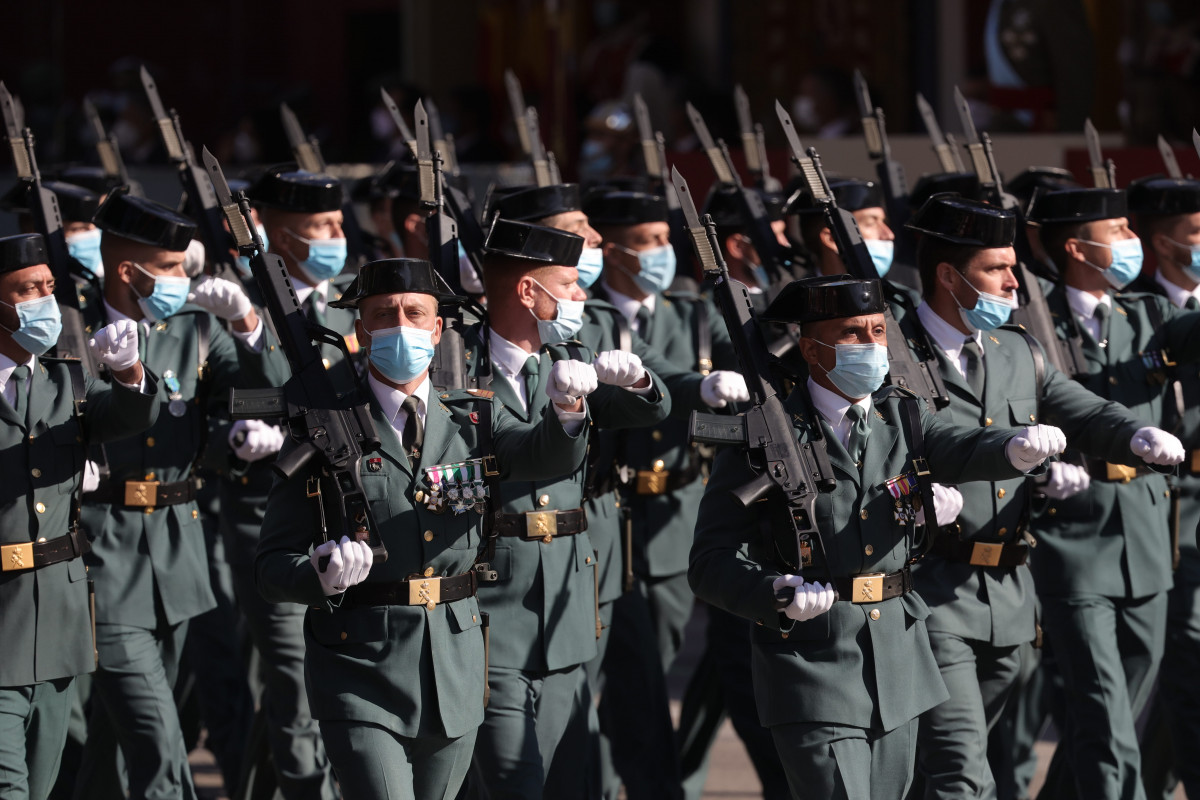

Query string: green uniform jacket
0 359 159 686
255 389 589 739
1032 287 1200 599
82 308 289 628
689 386 1025 732
901 321 1145 648
461 322 669 672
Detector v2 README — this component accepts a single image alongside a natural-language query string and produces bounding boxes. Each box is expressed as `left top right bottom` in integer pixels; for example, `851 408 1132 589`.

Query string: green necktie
962 339 985 398
635 306 652 345
306 294 326 329
1185 296 1198 311
846 404 868 465
11 364 29 424
401 394 423 463
522 354 540 408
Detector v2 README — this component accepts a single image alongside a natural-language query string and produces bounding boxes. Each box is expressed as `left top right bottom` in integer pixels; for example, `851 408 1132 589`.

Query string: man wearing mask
899 194 1184 799
73 189 286 800
793 178 898 283
701 184 796 308
1026 187 1200 800
0 232 159 800
691 274 1068 800
256 257 597 800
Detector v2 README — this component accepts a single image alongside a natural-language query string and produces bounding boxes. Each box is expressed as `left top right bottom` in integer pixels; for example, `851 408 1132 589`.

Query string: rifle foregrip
731 471 774 507
274 440 318 480
689 412 746 445
229 387 286 419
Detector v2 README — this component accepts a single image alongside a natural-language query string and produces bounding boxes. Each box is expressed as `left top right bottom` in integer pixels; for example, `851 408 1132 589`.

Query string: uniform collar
600 279 655 324
368 373 430 428
1155 271 1200 309
103 299 151 337
292 279 329 308
0 351 35 388
806 375 871 430
1065 285 1112 320
916 300 982 359
487 329 537 380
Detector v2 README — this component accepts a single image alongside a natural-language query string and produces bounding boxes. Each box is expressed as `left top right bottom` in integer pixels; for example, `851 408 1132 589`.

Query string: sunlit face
355 292 443 349
799 312 887 380
852 207 893 242
946 246 1019 307
0 263 54 333
542 210 602 249
1072 217 1137 269
523 265 585 320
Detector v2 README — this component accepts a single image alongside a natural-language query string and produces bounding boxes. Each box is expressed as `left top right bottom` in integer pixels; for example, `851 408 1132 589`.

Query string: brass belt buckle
124 480 160 507
636 460 668 495
970 542 1004 567
1 542 33 572
850 572 886 604
1191 450 1200 475
409 576 441 610
1105 462 1137 483
525 511 558 542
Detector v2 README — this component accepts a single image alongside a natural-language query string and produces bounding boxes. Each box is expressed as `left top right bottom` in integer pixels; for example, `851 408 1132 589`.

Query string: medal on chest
162 370 187 417
421 458 492 516
884 471 920 524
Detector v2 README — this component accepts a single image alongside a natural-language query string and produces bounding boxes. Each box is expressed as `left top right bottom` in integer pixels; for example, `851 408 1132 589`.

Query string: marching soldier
899 194 1184 798
73 190 286 800
255 257 597 799
0 233 159 800
1026 186 1200 800
690 274 1067 800
794 178 898 282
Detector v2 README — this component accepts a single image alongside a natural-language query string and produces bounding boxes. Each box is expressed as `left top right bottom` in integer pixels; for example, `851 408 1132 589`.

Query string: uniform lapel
1106 297 1134 368
861 404 900 485
980 333 1012 415
818 417 861 488
418 395 456 470
0 381 22 429
369 397 411 476
26 359 53 432
931 341 980 409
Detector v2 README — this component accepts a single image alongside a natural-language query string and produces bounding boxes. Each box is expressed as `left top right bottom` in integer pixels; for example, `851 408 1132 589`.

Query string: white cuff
231 319 265 353
552 402 587 436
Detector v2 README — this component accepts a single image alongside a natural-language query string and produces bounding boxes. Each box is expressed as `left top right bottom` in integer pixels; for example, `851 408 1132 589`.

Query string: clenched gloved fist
1006 424 1067 472
916 483 964 528
772 574 836 622
88 319 140 372
1131 427 1185 466
1037 461 1091 500
546 360 598 406
310 536 374 596
593 350 647 388
187 276 253 321
700 370 749 409
229 419 285 462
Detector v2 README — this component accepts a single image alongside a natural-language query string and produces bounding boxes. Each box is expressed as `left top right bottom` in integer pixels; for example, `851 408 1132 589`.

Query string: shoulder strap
1014 329 1046 410
1138 294 1186 425
692 298 713 375
473 398 502 580
63 360 88 536
883 389 939 559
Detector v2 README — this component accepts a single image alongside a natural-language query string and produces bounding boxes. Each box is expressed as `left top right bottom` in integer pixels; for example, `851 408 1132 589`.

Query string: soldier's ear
936 262 959 292
516 276 538 309
818 225 838 254
354 318 369 351
798 335 821 367
725 234 745 261
431 315 443 346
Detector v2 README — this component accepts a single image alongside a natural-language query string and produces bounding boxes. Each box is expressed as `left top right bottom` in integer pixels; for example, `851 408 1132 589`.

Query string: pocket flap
308 605 389 646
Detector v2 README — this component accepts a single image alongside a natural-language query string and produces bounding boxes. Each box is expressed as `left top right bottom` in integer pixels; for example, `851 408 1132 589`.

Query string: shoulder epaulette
438 388 494 402
876 384 919 401
39 355 83 364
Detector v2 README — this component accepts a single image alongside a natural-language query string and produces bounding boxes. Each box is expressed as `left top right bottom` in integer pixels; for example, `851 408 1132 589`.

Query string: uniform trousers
320 719 475 800
0 678 75 800
770 718 918 800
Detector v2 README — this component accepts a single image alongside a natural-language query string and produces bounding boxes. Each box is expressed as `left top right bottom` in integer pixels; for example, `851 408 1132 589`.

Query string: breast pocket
308 606 390 653
49 422 82 494
1007 397 1039 427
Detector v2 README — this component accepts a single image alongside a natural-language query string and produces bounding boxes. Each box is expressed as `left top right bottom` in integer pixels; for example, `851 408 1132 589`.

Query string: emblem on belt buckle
526 511 557 540
409 576 441 610
851 573 885 603
124 481 159 507
970 542 1003 567
2 543 32 571
1191 451 1200 475
1105 462 1137 483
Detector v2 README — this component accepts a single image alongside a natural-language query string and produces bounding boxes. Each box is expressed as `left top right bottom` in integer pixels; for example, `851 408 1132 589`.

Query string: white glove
1006 424 1067 472
187 276 253 321
916 483 964 527
1131 427 1185 466
772 574 836 622
592 350 646 388
229 419 285 462
82 460 101 494
546 360 598 405
88 319 140 371
700 370 750 409
1038 461 1091 500
310 535 374 596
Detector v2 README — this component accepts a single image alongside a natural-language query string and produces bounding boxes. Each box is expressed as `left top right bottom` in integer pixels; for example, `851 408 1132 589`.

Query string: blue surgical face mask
286 228 347 284
1079 236 1143 288
367 325 436 384
1 294 62 355
575 247 604 289
864 239 894 278
132 262 190 322
67 228 104 279
953 273 1018 332
615 244 676 295
814 340 890 399
1165 236 1200 283
529 279 585 344
237 225 268 275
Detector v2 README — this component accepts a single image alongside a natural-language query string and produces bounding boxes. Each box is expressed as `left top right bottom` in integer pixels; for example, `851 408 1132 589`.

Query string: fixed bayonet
1084 119 1114 188
547 151 561 184
425 99 456 174
954 86 994 185
634 93 660 179
944 133 966 172
526 106 552 187
1158 134 1183 179
1194 129 1200 163
917 92 959 174
414 101 437 206
504 69 531 156
686 102 735 184
853 70 883 160
379 87 417 160
139 65 184 161
775 100 820 200
755 123 772 186
734 84 762 175
83 97 129 183
1 82 31 178
280 103 325 173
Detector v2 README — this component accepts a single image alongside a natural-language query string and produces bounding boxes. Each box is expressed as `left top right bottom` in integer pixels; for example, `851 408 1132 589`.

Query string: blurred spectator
790 67 858 138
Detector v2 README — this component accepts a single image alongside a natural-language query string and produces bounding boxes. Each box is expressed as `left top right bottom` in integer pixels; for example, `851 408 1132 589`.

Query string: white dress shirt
807 377 872 451
368 373 429 438
0 352 35 409
601 281 656 335
1156 272 1200 310
1065 286 1112 343
916 302 983 379
486 329 586 433
292 279 329 316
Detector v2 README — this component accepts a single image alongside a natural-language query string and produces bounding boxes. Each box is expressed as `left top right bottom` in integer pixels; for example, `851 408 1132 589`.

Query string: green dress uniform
73 192 288 800
1025 188 1200 800
255 257 592 800
0 233 160 800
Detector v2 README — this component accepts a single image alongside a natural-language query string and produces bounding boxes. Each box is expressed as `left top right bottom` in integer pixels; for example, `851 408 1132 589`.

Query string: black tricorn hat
908 172 982 210
581 190 668 226
906 194 1016 247
328 258 463 309
0 233 49 275
247 164 343 213
483 217 583 267
1006 166 1079 207
703 185 789 228
385 163 422 202
46 164 124 196
1127 176 1200 217
93 187 197 251
1026 187 1127 226
0 179 101 222
787 178 886 217
491 184 582 223
761 275 885 324
350 170 399 204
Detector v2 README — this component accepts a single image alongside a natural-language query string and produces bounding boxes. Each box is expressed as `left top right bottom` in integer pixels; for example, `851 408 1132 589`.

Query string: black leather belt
341 571 477 610
832 566 912 604
1085 458 1150 483
88 478 198 508
931 536 1029 567
494 508 587 540
1 528 90 572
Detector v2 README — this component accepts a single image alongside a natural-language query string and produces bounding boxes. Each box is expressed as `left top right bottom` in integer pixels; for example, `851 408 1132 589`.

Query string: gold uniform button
192 510 199 519
585 556 592 564
864 544 874 556
423 531 434 542
780 632 789 639
1029 414 1036 422
870 609 881 621
146 437 155 447
423 566 435 577
1164 490 1171 498
997 489 1006 499
653 459 665 471
37 537 46 543
145 473 155 481
35 502 45 514
998 527 1008 537
859 509 869 520
340 632 348 641
542 535 553 544
144 507 154 515
415 490 425 503
651 430 663 441
538 495 550 507
1109 376 1118 385
241 476 250 485
985 417 993 427
1048 507 1057 516
30 468 40 477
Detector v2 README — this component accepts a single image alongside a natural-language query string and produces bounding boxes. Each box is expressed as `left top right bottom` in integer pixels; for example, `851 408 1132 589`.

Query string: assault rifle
1083 118 1116 189
504 70 532 157
205 146 387 564
916 92 965 174
733 84 765 188
674 166 837 602
1157 135 1183 179
82 97 133 190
